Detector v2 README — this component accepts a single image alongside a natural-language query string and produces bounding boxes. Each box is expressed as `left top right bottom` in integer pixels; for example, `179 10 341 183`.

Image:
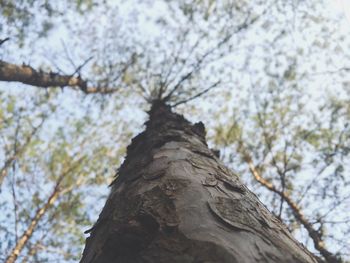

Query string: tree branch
4 157 86 263
0 60 118 94
171 80 220 107
243 152 341 263
0 116 47 189
0 37 10 46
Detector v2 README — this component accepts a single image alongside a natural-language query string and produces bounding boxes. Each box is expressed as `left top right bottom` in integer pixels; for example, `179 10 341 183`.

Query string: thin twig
11 113 22 245
243 150 341 263
61 39 77 70
171 80 220 107
0 37 10 46
0 115 48 189
71 56 93 76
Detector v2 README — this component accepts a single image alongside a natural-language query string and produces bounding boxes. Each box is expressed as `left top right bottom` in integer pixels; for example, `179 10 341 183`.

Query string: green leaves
211 68 350 260
214 120 242 146
1 0 350 261
0 87 133 261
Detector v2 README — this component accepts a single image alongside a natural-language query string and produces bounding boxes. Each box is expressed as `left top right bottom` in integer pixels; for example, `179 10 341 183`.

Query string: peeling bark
81 101 318 263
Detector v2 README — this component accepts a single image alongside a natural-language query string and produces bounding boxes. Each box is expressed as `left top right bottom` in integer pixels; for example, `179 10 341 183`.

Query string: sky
1 0 350 261
334 0 350 22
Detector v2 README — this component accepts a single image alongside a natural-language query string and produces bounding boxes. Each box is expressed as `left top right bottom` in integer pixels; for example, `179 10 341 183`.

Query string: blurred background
0 0 349 262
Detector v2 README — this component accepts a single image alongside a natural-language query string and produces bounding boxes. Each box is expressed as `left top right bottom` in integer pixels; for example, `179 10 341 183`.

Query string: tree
1 0 349 262
0 86 132 262
213 82 350 261
80 100 319 263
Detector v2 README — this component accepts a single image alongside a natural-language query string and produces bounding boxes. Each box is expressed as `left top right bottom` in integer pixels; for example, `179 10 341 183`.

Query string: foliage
212 84 350 257
0 0 350 262
0 89 133 262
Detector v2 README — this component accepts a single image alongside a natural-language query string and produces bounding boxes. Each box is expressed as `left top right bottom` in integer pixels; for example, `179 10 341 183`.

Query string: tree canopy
0 0 349 262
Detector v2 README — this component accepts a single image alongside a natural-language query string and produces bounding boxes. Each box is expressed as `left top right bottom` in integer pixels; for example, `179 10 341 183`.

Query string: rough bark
81 101 318 263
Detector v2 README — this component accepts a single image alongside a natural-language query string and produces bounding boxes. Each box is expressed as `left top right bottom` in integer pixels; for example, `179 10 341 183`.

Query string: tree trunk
81 101 318 263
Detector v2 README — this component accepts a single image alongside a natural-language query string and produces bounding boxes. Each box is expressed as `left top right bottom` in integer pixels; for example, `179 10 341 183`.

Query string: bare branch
0 37 10 46
0 60 119 94
71 56 94 76
163 11 263 102
11 114 22 246
171 80 220 107
243 152 341 263
61 39 77 70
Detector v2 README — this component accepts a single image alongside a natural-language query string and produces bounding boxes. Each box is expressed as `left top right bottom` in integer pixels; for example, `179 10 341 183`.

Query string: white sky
333 0 350 22
1 1 350 261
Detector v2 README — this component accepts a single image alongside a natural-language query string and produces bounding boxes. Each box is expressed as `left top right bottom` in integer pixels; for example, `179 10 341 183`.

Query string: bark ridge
81 101 318 263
